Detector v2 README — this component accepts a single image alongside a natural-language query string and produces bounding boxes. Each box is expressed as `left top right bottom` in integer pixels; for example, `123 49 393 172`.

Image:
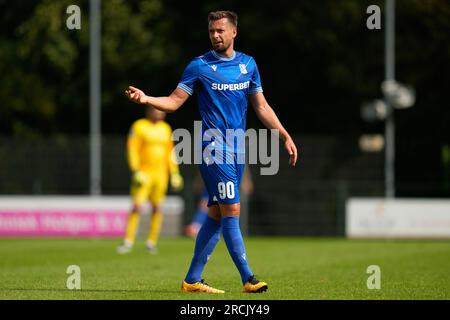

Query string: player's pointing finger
289 145 298 166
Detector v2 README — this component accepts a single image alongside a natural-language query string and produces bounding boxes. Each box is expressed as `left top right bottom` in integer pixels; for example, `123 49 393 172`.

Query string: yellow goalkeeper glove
170 172 184 192
132 171 150 187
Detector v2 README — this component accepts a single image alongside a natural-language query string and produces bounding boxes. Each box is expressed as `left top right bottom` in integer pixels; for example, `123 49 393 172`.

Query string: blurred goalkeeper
117 106 184 255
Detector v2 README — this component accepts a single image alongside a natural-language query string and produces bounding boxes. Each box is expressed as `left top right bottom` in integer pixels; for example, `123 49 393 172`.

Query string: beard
213 41 230 53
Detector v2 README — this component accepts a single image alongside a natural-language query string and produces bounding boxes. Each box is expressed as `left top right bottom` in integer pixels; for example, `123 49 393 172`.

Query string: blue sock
192 207 208 226
221 216 253 284
185 216 221 284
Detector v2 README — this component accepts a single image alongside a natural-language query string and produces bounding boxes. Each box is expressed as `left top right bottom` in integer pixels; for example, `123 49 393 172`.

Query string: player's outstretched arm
124 86 189 113
249 92 298 166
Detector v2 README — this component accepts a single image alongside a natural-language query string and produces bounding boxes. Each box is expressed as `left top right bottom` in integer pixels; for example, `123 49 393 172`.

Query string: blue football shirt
177 50 263 153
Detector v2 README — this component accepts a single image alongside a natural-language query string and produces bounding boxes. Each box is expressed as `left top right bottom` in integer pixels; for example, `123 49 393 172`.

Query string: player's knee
208 211 221 222
208 205 222 221
131 203 143 213
152 205 161 214
219 203 240 217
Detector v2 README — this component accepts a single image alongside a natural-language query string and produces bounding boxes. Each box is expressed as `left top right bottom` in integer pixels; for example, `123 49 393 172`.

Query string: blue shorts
199 153 245 207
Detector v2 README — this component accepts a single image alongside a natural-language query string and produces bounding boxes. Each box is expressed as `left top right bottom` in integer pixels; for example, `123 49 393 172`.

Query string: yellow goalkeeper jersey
127 118 179 176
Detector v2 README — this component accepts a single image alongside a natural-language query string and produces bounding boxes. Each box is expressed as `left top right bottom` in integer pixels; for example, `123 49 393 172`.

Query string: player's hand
125 86 148 104
170 172 184 192
285 138 298 166
132 171 149 186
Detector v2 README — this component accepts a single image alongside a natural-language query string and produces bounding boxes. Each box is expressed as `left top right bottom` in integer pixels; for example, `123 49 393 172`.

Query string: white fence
346 198 450 238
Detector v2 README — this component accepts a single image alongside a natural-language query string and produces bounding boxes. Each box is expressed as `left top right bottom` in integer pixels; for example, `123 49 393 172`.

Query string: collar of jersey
211 50 236 61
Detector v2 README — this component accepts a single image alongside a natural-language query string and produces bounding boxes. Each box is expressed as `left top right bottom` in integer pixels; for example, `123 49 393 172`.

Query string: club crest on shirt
239 64 247 74
211 65 217 71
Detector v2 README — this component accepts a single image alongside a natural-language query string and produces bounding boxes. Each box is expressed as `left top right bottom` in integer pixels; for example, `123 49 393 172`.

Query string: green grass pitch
0 237 449 300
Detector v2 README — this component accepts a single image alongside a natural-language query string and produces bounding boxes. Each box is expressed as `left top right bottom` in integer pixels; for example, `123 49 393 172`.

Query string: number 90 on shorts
218 181 235 199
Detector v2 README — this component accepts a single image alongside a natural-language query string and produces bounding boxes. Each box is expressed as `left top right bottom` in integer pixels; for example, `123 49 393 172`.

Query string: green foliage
0 0 449 138
0 0 175 136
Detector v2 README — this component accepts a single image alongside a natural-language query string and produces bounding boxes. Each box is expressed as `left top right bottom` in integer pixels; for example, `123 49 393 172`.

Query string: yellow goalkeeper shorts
130 171 168 206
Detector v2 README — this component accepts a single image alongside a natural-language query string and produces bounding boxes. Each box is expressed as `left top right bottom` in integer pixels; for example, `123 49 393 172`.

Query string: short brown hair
208 11 238 27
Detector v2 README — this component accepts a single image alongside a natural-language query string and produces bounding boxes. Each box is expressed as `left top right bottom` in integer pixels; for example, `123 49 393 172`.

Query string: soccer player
117 106 184 255
125 11 297 293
